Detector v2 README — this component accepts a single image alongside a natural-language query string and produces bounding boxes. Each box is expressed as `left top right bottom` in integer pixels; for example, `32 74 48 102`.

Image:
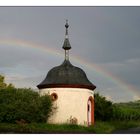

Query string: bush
0 88 52 123
0 75 14 89
94 93 113 121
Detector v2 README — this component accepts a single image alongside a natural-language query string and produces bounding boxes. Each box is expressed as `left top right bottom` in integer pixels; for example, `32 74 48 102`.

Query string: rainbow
0 38 139 100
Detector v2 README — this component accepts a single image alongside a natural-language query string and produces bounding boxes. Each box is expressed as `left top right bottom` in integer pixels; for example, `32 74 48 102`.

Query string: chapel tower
37 21 96 126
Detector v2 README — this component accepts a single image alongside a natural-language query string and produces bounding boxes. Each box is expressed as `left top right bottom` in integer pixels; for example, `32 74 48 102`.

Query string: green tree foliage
0 75 7 89
94 93 140 121
7 83 15 89
0 75 14 89
94 93 113 121
0 75 52 123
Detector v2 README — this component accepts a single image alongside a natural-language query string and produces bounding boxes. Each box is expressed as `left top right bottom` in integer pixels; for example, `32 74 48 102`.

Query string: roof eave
37 84 96 91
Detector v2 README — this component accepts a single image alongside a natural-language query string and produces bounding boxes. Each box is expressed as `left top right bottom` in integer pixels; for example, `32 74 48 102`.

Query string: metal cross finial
62 20 71 60
65 19 69 28
65 20 69 37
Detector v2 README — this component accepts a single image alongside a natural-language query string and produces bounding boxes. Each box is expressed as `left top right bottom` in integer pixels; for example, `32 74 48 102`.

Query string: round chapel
37 21 96 126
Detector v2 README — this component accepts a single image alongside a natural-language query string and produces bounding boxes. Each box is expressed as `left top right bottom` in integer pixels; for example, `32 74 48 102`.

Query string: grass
0 121 140 134
0 123 90 134
92 121 140 133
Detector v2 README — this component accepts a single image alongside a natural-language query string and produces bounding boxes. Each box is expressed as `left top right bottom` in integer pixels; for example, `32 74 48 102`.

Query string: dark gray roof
37 60 96 90
62 38 71 50
37 21 96 90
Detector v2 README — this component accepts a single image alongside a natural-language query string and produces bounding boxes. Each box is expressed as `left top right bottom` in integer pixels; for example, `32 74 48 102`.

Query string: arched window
51 93 58 101
87 96 94 126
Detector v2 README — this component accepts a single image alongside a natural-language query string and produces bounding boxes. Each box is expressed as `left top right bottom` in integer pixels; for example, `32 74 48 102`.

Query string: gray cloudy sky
0 7 140 102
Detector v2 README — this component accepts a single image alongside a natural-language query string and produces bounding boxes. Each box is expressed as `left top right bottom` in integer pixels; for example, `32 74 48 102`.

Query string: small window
51 93 58 101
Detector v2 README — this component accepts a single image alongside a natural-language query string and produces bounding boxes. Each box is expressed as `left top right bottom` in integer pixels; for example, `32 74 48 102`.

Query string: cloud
105 95 113 102
133 95 140 101
5 74 42 89
0 7 140 102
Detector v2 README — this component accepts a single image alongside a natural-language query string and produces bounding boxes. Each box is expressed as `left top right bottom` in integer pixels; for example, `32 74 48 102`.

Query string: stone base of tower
39 88 94 126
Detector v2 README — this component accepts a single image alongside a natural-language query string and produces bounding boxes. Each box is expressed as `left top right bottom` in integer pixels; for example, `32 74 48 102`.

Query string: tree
0 75 7 89
0 88 52 123
94 92 113 121
0 75 52 123
7 83 15 89
0 75 14 89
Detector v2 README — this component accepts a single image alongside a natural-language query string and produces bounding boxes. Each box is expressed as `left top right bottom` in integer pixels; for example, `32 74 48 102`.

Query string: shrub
0 88 52 123
94 93 113 121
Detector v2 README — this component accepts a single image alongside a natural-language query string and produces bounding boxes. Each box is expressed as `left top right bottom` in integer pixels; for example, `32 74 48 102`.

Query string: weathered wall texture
39 88 94 126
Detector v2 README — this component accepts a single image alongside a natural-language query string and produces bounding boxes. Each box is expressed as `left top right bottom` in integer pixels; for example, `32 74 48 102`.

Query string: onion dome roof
37 20 96 90
37 60 96 90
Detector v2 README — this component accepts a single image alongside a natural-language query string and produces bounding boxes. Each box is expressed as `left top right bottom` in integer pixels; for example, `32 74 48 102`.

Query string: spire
62 20 71 50
62 20 71 61
65 19 69 38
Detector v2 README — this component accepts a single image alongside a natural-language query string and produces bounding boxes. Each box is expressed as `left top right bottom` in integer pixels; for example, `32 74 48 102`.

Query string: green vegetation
0 123 90 134
94 93 113 121
1 121 140 133
0 75 52 123
0 75 14 89
112 101 140 121
94 93 140 122
0 74 140 133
